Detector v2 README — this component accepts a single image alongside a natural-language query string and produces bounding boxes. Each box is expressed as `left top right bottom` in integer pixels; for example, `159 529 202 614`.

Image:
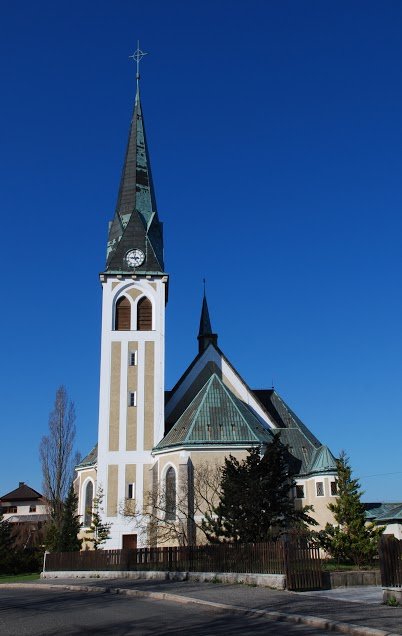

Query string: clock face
126 249 145 268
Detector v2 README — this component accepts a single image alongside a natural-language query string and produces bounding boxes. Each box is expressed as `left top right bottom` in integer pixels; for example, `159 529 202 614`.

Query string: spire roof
105 82 164 274
197 292 218 354
198 293 212 338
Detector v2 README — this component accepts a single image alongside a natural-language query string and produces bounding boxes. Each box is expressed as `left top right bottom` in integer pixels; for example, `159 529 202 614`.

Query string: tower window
129 351 137 366
295 485 304 499
84 481 94 527
127 483 136 499
128 391 136 407
165 467 176 520
330 481 338 496
316 482 324 497
137 297 152 331
115 297 131 330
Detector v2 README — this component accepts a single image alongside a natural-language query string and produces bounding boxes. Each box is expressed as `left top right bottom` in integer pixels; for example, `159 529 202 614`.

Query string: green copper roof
105 86 164 274
154 373 274 451
76 444 97 469
308 445 337 475
375 503 402 522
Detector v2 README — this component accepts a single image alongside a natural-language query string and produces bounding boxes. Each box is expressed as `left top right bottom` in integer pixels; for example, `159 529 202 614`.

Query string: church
75 59 338 550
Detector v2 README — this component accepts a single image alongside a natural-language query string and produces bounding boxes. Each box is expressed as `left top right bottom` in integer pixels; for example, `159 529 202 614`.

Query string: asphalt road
0 588 332 635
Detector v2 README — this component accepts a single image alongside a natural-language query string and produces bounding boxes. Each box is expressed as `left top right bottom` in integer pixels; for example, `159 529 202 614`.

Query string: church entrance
122 534 137 550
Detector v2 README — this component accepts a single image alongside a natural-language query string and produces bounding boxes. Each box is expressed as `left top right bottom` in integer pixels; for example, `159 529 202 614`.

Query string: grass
321 561 378 572
0 573 40 584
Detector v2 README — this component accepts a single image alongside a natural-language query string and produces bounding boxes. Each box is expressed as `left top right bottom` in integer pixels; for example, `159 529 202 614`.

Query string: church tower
96 60 168 548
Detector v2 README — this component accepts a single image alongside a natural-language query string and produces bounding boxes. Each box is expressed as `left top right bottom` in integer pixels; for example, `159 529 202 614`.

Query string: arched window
137 297 152 331
84 481 94 527
115 296 131 330
165 467 176 520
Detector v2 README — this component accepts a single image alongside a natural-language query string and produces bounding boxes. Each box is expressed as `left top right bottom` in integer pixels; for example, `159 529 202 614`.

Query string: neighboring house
0 482 49 547
75 62 338 549
365 502 402 540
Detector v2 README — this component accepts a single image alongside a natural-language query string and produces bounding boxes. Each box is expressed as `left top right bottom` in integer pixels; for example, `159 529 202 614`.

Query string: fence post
42 550 49 574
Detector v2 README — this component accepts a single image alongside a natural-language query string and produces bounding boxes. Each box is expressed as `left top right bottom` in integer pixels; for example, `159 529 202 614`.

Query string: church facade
75 71 337 549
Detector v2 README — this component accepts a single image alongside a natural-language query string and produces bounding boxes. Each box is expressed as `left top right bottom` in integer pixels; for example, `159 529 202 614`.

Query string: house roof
154 373 274 451
0 483 43 501
76 445 98 469
364 502 402 523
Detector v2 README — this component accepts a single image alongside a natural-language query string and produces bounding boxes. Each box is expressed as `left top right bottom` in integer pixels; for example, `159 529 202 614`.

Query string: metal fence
379 535 402 588
45 537 322 590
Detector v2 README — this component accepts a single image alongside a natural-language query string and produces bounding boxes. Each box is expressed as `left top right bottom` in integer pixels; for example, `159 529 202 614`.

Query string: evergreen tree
0 511 14 572
58 484 82 552
87 487 111 550
319 452 383 566
202 434 316 543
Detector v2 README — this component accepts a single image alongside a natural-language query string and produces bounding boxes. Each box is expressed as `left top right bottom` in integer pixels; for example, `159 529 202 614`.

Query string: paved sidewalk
4 577 402 635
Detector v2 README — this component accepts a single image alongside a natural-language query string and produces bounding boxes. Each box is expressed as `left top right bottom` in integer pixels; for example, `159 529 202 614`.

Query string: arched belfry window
84 481 94 527
137 297 152 331
165 467 176 520
115 296 131 330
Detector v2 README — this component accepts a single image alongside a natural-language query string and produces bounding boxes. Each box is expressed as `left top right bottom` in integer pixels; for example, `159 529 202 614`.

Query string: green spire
105 82 164 274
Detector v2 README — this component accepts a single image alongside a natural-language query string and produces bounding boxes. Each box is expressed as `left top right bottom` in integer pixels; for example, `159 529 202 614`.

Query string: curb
1 583 400 636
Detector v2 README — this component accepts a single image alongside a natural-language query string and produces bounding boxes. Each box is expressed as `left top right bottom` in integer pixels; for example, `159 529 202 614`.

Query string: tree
122 461 222 546
319 452 383 567
40 386 77 542
0 511 14 572
58 484 83 552
86 487 111 550
202 435 317 543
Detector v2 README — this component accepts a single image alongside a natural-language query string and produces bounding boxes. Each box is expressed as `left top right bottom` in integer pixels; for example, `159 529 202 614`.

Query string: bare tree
40 386 77 537
122 460 222 546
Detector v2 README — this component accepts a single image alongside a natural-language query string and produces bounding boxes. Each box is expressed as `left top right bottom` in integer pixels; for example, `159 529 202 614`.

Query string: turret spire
198 287 218 354
105 46 164 274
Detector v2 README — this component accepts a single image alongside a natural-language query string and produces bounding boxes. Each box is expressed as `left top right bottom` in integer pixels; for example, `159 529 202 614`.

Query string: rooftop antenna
129 40 148 89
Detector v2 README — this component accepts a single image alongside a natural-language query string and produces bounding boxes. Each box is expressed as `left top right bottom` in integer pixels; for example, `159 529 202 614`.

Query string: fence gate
379 535 402 588
284 536 322 591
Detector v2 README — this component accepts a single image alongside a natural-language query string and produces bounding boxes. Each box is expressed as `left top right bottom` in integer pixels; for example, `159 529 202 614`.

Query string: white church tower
96 56 168 548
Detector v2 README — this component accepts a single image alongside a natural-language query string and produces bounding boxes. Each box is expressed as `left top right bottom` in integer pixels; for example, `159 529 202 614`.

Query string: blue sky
1 1 401 502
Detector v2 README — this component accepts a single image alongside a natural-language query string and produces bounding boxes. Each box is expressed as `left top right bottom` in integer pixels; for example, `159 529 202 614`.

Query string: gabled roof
155 373 274 452
0 483 43 501
105 86 164 274
76 445 98 469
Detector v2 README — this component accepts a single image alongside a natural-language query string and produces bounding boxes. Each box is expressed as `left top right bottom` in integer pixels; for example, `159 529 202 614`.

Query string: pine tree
202 434 316 543
319 452 383 566
87 487 111 550
58 484 82 552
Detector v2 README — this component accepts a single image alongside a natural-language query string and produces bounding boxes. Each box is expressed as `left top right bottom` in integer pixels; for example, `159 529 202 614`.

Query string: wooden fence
45 537 322 591
379 535 402 588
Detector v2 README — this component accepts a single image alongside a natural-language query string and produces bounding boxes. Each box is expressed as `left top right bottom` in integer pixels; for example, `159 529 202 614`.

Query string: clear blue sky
1 1 401 502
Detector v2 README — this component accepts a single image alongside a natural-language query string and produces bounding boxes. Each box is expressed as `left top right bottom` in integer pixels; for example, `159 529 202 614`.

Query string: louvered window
115 297 131 330
137 297 152 331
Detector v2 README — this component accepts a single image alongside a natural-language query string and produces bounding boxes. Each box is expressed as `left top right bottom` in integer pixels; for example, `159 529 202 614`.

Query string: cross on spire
129 41 148 86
